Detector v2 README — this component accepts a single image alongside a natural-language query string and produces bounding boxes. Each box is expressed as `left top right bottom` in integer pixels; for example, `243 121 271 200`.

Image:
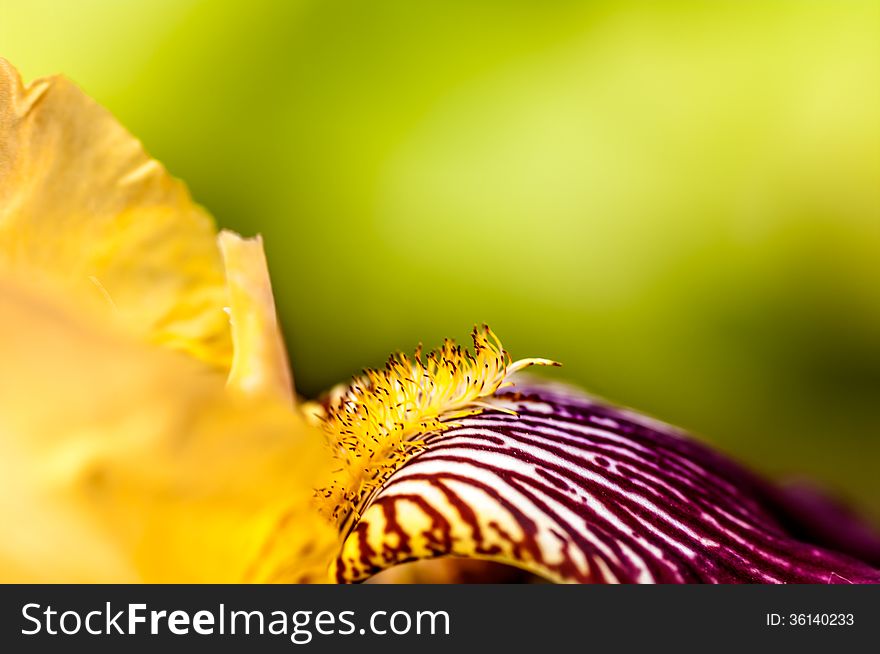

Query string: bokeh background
2 1 878 521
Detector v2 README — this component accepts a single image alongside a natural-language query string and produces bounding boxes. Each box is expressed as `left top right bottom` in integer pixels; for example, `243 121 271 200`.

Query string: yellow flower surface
0 59 336 583
0 59 231 368
218 230 295 403
0 279 337 582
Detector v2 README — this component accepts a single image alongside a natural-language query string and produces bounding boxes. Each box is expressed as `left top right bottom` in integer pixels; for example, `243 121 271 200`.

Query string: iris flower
1 59 878 584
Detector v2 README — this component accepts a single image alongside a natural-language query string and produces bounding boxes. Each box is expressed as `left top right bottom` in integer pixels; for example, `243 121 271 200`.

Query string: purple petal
335 377 880 583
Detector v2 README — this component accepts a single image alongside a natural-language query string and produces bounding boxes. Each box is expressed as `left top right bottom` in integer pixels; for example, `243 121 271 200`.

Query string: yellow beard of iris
305 326 559 535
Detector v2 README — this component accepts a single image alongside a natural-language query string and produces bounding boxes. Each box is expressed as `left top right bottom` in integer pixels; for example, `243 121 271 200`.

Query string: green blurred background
2 1 879 520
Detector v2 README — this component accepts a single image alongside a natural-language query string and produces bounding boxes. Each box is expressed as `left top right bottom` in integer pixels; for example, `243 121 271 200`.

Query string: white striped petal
335 377 880 584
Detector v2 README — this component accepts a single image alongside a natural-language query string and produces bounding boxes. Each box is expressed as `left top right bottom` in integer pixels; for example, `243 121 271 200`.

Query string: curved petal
336 378 880 583
219 231 294 402
0 278 335 583
0 59 231 368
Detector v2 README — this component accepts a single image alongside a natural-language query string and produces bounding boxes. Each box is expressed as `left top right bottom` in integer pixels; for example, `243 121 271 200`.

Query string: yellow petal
0 59 231 368
219 230 295 403
0 278 336 583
